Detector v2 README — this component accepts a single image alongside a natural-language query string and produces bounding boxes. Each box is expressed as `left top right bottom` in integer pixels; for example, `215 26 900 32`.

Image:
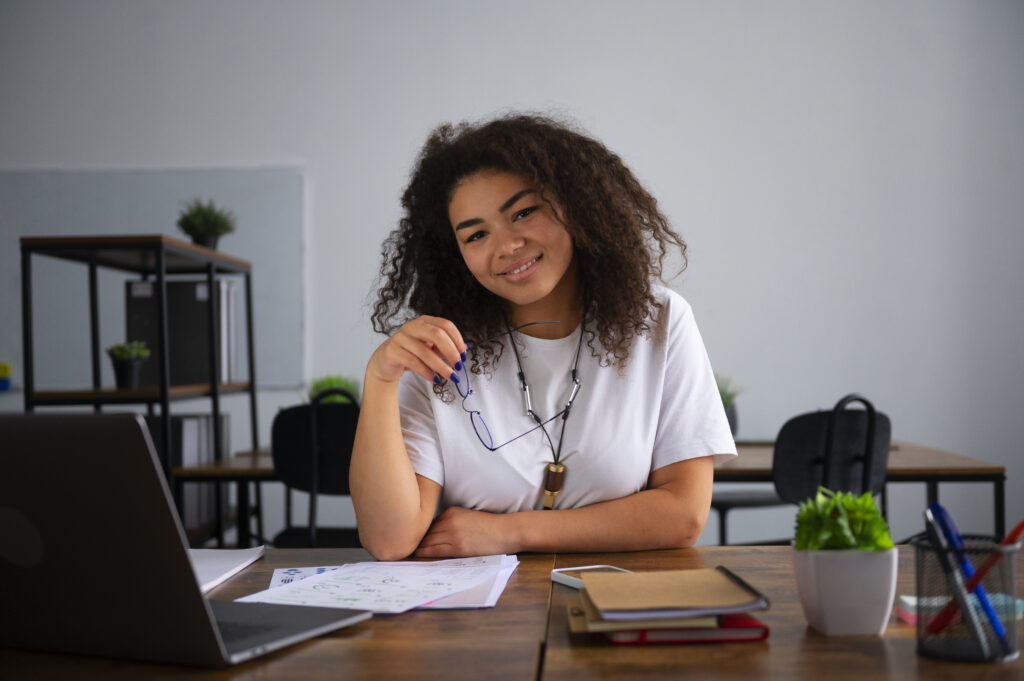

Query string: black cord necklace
504 315 585 509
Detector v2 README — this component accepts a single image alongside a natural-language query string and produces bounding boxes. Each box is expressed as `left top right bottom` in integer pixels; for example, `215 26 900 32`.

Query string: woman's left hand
415 506 514 558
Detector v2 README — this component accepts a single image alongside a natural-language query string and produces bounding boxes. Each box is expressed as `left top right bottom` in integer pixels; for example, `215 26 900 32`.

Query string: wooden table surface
0 548 553 681
544 547 1023 681
3 546 1021 680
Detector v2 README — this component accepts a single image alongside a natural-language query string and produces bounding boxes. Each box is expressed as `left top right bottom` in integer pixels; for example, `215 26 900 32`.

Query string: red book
604 613 770 645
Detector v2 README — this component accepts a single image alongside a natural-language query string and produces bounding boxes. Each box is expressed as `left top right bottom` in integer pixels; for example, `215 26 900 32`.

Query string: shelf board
21 234 251 275
30 382 252 405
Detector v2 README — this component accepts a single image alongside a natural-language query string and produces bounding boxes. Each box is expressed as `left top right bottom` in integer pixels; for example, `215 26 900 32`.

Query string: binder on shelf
126 279 237 388
145 413 229 545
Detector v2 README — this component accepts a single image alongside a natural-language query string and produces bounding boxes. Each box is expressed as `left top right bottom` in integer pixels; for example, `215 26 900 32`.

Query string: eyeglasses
455 321 576 452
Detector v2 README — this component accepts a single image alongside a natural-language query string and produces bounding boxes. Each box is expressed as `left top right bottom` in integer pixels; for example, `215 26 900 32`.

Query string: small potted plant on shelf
715 373 740 435
309 375 361 403
176 197 236 250
792 487 897 636
106 340 151 390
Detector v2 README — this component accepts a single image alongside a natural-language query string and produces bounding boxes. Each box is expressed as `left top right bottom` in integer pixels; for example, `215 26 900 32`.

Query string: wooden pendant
543 462 566 509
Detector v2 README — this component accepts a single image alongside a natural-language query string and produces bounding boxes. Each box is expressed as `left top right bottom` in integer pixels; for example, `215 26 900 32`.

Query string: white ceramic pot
792 547 898 636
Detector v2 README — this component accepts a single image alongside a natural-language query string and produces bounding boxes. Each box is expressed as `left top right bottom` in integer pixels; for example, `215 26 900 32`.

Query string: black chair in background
710 393 892 545
271 387 362 548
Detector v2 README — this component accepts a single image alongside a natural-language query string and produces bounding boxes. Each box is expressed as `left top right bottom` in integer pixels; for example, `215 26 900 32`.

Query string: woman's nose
496 225 526 254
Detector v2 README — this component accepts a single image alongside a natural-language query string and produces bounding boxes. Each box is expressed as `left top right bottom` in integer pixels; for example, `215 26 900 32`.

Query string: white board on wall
0 167 304 388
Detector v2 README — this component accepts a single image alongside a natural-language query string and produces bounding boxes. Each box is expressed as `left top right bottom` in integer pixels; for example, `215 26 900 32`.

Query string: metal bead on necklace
504 317 585 510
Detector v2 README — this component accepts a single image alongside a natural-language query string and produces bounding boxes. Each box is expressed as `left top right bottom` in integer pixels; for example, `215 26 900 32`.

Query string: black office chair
710 394 892 545
270 388 362 548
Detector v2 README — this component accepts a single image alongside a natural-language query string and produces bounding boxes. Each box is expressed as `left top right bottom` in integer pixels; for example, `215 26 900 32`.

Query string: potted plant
715 373 740 435
176 197 236 250
792 487 897 636
106 341 151 390
309 375 361 403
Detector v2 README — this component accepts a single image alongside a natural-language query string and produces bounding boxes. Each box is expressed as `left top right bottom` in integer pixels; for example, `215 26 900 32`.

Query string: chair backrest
772 393 891 504
271 388 359 544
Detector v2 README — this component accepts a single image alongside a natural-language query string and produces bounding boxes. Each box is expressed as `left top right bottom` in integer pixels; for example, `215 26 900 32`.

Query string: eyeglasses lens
470 412 495 449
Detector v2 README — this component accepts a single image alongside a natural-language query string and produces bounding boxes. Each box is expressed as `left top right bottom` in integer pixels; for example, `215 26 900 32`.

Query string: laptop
0 412 370 667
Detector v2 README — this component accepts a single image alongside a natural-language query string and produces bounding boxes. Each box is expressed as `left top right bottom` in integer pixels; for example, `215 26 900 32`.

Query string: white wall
2 0 1021 546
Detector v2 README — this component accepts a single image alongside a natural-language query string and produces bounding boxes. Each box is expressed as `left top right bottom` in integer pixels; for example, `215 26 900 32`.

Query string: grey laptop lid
0 413 370 667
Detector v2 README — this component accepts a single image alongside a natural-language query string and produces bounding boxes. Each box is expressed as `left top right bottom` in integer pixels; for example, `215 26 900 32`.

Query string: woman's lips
499 255 542 282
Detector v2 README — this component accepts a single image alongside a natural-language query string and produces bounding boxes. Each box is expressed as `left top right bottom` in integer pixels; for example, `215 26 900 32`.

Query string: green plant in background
794 487 893 551
176 198 237 239
309 375 361 403
715 373 740 407
105 341 151 361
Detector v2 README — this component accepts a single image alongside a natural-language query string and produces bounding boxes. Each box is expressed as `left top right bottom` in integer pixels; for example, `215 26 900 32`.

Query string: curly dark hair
371 112 687 377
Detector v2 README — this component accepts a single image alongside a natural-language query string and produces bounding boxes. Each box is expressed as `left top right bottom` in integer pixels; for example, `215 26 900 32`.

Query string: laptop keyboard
218 619 278 643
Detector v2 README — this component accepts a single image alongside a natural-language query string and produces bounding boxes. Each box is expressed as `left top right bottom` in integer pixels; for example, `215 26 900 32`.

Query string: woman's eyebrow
498 189 535 212
454 189 537 232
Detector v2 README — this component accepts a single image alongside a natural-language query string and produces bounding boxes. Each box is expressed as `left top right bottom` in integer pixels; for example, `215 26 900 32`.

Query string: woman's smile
499 254 542 280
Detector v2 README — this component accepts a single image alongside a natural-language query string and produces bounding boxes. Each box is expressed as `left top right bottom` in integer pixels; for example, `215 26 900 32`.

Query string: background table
719 442 1007 536
178 442 1008 547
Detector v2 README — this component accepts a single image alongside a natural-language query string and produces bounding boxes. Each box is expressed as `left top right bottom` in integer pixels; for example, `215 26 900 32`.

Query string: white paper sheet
249 554 519 612
188 545 265 593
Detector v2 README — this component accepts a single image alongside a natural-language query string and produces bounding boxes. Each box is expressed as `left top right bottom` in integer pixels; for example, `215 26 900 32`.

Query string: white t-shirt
398 286 736 512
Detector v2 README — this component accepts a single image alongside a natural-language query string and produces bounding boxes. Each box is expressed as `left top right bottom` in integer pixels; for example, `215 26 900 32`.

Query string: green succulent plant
715 373 740 408
106 341 151 361
176 198 236 238
309 375 361 403
794 487 893 551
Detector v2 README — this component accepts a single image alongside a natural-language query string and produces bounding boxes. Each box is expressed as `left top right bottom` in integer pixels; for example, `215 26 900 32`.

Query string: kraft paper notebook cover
568 591 718 633
581 566 769 621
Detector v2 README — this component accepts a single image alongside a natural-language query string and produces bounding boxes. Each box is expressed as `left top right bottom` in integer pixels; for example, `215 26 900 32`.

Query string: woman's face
448 170 577 319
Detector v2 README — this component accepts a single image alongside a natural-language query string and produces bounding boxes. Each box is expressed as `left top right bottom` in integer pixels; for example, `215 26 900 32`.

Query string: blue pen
929 503 1012 656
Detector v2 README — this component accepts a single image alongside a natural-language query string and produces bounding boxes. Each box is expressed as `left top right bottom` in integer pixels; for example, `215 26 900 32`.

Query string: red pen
926 517 1024 634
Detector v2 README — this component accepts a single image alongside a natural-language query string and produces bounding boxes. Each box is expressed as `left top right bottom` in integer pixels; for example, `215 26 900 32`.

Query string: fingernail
460 350 467 362
449 372 460 384
433 375 441 385
454 360 464 371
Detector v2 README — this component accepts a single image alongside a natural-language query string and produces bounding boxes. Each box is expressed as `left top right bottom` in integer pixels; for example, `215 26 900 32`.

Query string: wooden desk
544 547 1024 680
3 547 1020 679
720 442 1008 536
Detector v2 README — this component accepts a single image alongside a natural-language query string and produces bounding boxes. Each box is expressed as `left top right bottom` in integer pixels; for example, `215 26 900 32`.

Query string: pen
928 503 1012 656
923 507 991 659
927 517 1024 636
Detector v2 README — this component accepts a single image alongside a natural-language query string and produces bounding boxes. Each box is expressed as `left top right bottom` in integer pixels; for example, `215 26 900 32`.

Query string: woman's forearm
349 373 434 560
508 486 708 553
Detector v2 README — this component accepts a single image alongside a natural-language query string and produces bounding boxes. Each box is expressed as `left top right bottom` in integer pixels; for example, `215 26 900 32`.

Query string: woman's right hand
366 316 468 386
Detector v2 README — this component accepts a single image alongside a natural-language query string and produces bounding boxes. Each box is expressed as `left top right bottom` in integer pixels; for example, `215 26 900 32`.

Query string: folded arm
415 455 715 557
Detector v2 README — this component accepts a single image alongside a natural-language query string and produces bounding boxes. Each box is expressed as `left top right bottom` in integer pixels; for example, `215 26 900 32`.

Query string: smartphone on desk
551 565 632 589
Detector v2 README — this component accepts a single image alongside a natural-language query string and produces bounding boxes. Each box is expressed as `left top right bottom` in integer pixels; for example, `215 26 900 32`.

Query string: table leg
237 481 251 547
215 482 224 548
995 478 1005 538
926 480 938 508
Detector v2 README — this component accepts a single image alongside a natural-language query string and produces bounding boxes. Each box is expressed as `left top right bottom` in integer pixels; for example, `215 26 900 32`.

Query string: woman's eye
513 206 537 221
466 230 486 243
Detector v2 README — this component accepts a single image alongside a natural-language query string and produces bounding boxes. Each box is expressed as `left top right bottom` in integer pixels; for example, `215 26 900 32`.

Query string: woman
351 114 736 560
